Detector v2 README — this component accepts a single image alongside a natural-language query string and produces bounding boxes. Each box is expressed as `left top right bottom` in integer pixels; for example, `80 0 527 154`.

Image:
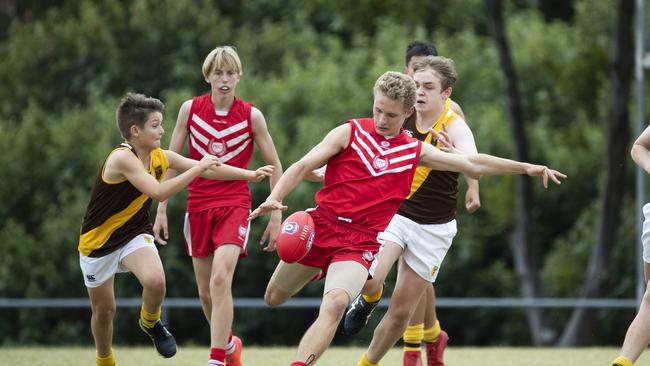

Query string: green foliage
0 0 635 347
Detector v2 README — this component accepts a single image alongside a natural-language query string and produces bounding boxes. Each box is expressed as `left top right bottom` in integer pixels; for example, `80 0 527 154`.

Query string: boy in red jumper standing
154 46 283 366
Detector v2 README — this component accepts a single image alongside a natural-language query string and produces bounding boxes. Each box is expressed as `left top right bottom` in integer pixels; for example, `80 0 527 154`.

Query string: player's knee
141 273 166 296
388 305 411 325
264 285 288 307
92 304 116 322
209 269 231 292
321 290 349 319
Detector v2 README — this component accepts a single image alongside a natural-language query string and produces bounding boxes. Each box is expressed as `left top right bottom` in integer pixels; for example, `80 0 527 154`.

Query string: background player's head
412 56 457 113
405 41 438 76
372 71 416 137
413 56 457 91
202 46 242 95
116 92 165 144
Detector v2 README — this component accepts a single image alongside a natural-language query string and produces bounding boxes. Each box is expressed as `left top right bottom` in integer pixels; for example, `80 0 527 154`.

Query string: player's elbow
149 189 168 203
464 156 482 179
464 166 481 180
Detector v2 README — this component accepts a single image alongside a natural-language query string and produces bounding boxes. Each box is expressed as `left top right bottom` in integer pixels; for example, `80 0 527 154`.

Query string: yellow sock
96 350 116 366
358 352 379 366
423 320 441 343
403 323 424 352
362 285 384 304
612 356 633 366
140 304 161 328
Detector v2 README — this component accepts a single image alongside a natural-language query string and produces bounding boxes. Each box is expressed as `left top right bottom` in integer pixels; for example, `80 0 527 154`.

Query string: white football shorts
79 233 157 288
378 214 457 282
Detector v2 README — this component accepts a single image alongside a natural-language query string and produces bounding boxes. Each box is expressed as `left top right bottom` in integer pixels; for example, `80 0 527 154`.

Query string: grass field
2 346 647 366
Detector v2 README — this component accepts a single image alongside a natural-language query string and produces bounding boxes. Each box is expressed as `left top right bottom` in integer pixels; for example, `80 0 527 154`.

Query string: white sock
225 338 236 355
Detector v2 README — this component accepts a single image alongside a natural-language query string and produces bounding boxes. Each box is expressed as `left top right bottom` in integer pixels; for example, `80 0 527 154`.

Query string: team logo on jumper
372 155 388 171
238 225 248 239
380 141 390 147
282 221 298 235
208 138 227 156
362 251 375 262
405 130 414 137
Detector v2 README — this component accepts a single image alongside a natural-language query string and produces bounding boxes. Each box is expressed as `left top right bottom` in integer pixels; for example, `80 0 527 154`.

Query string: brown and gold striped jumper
399 99 461 225
78 143 168 257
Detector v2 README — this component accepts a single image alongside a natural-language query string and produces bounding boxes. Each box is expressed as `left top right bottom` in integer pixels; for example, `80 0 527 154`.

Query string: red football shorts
298 207 380 272
183 206 250 258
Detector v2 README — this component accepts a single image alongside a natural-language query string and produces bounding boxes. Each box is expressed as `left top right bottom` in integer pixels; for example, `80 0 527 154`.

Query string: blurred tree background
0 0 644 348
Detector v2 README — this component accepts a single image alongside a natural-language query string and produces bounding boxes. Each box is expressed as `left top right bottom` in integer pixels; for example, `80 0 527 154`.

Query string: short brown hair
116 93 164 140
373 71 417 112
412 56 457 91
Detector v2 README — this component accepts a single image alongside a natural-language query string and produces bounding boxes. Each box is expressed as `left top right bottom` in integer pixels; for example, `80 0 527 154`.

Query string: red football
275 211 315 263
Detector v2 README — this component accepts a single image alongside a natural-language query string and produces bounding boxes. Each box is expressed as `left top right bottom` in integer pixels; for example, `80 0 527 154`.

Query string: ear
442 87 453 99
129 124 140 138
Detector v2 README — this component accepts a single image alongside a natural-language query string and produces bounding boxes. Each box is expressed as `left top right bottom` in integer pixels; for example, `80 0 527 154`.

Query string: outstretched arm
106 149 220 203
418 143 566 188
166 150 274 182
249 124 350 220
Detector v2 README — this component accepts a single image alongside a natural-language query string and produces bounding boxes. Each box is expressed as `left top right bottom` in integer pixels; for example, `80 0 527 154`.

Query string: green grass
1 346 647 366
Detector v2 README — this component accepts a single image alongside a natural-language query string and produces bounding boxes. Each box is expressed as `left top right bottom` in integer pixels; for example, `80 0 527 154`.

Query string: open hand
260 211 281 252
249 199 288 220
428 125 459 153
525 165 567 188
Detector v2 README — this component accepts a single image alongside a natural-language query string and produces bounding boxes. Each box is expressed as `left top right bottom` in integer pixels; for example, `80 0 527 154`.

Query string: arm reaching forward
418 143 566 188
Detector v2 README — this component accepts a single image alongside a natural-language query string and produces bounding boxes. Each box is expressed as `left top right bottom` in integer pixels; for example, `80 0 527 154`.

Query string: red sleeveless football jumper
301 118 422 270
186 94 254 212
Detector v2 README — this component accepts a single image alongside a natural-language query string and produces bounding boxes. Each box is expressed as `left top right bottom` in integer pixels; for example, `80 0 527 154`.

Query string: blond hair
373 71 416 111
201 46 242 78
412 56 457 91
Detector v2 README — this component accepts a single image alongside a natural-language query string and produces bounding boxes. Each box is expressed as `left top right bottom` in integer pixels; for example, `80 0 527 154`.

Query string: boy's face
373 91 413 137
413 68 451 114
205 66 241 96
132 112 164 149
